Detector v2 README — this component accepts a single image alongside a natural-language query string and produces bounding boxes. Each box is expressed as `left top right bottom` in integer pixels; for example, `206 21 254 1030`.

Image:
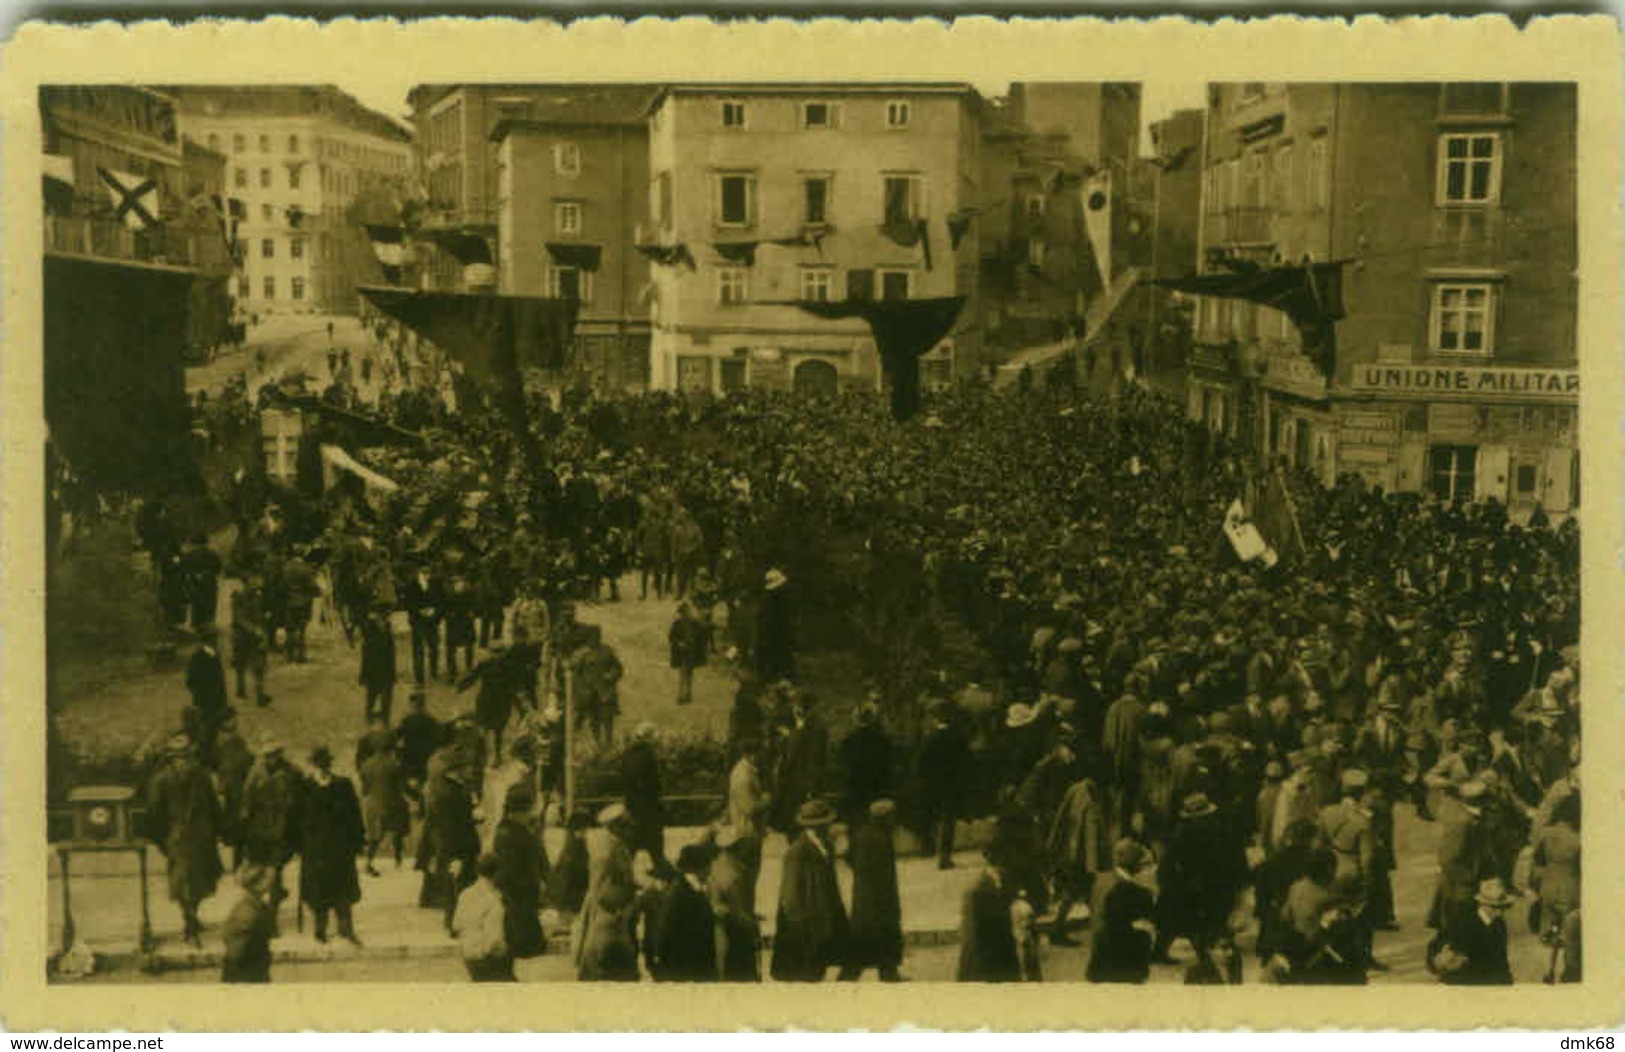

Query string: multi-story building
978 83 1144 357
1141 107 1206 378
165 85 413 315
489 87 659 390
646 83 983 395
1186 82 1578 518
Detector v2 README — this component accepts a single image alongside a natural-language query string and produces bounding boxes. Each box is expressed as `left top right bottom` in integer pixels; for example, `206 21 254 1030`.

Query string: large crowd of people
112 313 1582 987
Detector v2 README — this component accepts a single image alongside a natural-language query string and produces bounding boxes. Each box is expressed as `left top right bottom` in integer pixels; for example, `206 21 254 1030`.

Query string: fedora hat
1475 877 1515 909
764 568 789 591
167 732 193 755
1005 703 1038 729
868 798 898 820
1180 792 1218 818
1112 838 1152 874
795 799 837 828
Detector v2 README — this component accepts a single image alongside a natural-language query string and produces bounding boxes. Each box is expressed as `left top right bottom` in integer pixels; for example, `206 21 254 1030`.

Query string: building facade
978 83 1144 358
646 83 983 396
167 86 413 315
1186 82 1578 518
490 87 658 391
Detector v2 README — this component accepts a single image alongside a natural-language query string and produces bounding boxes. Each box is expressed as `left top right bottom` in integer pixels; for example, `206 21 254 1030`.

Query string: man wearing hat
185 623 228 750
214 709 254 869
400 555 445 686
651 843 718 982
239 735 299 923
620 723 667 867
1433 877 1516 985
421 762 481 925
298 745 364 946
771 692 829 836
1153 791 1247 965
491 784 547 960
221 863 280 983
146 733 224 947
770 799 848 982
359 606 398 725
839 799 904 982
709 826 762 981
1086 839 1157 983
839 699 893 827
915 698 971 870
1269 749 1321 852
1430 779 1494 936
755 568 796 684
230 570 270 707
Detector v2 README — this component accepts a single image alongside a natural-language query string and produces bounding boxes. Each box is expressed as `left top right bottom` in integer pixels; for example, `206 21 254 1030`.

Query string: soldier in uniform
1318 768 1386 969
146 733 224 946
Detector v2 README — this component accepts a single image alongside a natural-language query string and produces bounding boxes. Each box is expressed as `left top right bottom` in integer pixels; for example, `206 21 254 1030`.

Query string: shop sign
1350 364 1577 402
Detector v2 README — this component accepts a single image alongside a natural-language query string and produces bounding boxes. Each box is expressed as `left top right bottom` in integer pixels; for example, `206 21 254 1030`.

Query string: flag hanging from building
1250 466 1306 566
787 296 965 422
635 242 697 270
43 153 76 214
1151 261 1346 377
364 224 408 285
1222 498 1275 566
356 286 580 475
1080 171 1112 286
97 166 159 230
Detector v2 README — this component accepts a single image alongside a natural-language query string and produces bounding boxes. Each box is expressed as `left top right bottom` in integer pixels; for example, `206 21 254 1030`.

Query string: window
799 267 835 302
290 237 304 260
207 133 219 151
886 100 911 128
261 204 274 222
1305 138 1328 210
288 134 300 153
288 167 302 191
554 142 581 176
1432 283 1496 354
1515 463 1539 497
1027 239 1048 269
1438 133 1501 205
291 277 305 301
878 269 912 301
263 276 276 299
1429 445 1478 502
719 358 747 392
232 133 245 152
1025 194 1047 218
882 174 925 225
802 102 837 129
261 238 274 259
237 275 249 298
803 176 831 225
721 102 746 128
549 266 593 302
259 168 272 189
717 172 756 227
554 201 583 236
1273 144 1294 210
718 267 750 305
654 171 673 229
259 134 271 153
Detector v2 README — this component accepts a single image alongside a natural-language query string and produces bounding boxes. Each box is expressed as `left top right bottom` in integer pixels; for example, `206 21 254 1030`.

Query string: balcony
1204 206 1274 246
45 214 231 272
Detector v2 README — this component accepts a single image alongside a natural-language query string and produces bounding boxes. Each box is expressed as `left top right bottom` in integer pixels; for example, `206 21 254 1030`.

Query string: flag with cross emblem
97 166 160 230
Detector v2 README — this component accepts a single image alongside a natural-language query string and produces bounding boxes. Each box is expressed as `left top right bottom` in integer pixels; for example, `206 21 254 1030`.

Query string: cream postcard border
0 15 1620 1031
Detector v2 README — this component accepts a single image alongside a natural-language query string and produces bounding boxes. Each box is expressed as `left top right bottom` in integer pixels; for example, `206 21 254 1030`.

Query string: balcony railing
1204 206 1274 246
45 214 231 272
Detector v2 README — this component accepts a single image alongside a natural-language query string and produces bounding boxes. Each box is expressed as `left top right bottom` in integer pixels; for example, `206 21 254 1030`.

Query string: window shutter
848 268 875 302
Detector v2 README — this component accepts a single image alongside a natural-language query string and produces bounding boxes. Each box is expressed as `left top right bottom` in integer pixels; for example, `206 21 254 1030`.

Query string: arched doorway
793 358 839 398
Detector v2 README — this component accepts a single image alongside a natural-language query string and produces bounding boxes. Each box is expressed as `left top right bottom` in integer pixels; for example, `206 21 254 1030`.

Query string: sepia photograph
2 14 1619 1032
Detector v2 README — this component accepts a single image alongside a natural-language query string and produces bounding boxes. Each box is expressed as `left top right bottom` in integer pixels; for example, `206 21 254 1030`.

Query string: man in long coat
1153 792 1248 961
184 625 228 758
421 762 480 927
359 609 397 724
298 746 364 945
839 799 904 981
620 723 667 866
1087 839 1158 983
838 700 893 826
755 569 796 683
238 736 300 923
491 785 548 960
359 735 409 875
771 693 828 834
146 733 223 945
1046 772 1108 946
916 699 971 869
770 800 848 982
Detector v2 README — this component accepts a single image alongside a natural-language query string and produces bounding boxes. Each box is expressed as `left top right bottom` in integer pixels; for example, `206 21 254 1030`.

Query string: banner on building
784 296 965 422
1153 260 1346 377
1223 499 1275 566
1081 171 1112 286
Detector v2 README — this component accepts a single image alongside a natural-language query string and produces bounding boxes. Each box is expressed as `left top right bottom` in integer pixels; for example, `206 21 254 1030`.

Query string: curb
61 925 966 977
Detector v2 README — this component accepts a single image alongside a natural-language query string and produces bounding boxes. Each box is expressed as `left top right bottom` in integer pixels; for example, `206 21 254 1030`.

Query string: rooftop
154 85 413 143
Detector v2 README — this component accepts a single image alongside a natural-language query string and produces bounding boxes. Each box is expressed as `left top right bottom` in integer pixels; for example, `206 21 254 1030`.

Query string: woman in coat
840 800 904 981
956 853 1021 982
576 805 640 981
709 828 762 981
1087 840 1157 983
770 801 848 982
146 734 224 945
298 746 365 944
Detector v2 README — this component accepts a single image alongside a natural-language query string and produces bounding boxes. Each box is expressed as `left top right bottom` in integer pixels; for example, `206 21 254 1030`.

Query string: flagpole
1274 461 1308 557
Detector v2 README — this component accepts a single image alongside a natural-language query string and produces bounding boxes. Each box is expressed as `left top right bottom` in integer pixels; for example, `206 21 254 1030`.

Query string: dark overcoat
770 834 848 981
146 755 224 904
298 775 364 910
845 820 903 970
